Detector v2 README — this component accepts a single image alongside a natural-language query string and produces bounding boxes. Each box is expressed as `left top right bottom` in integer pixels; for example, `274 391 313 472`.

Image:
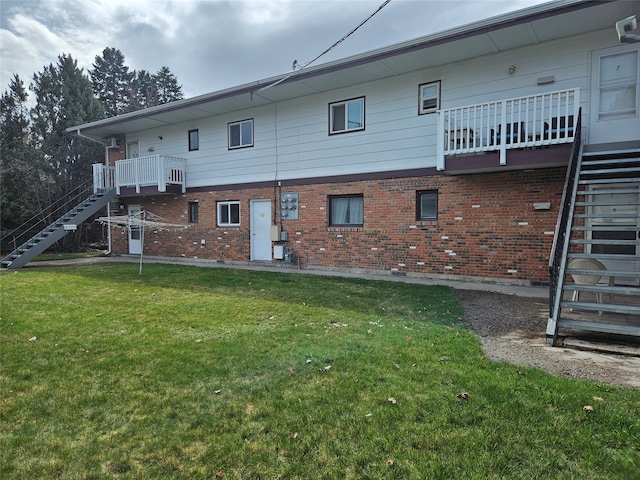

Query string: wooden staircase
547 143 640 345
1 189 116 269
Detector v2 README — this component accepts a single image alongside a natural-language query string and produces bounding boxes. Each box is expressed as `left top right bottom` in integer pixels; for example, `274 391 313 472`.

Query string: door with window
589 45 640 144
128 205 142 255
250 199 272 261
587 184 639 286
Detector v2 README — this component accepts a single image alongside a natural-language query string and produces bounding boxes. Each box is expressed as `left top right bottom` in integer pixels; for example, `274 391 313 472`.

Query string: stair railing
1 178 99 254
547 109 582 345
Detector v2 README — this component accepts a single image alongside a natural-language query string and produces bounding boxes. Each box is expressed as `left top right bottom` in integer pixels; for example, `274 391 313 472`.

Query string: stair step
579 177 640 185
560 300 640 315
574 200 640 206
569 252 640 262
573 213 638 219
581 158 640 168
577 188 640 196
572 225 638 232
556 318 640 336
570 239 639 246
566 268 640 278
564 284 640 296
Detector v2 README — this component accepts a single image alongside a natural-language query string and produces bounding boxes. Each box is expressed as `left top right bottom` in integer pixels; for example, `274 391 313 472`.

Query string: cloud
1 0 547 98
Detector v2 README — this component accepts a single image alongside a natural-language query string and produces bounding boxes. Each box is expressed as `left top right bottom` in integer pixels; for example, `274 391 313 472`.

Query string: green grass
32 251 108 262
1 264 639 479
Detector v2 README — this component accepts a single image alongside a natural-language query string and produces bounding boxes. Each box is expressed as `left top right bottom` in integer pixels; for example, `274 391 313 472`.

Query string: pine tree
29 54 105 249
154 66 184 104
90 47 133 116
0 74 35 231
129 69 159 111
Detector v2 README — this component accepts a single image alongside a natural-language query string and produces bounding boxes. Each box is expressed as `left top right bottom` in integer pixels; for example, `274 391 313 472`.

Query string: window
188 129 199 151
217 201 240 226
599 51 637 118
329 195 363 226
329 97 364 134
419 81 440 114
417 190 438 220
188 202 199 223
228 119 253 149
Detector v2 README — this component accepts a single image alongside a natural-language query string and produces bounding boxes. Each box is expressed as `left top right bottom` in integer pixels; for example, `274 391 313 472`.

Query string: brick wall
111 167 565 284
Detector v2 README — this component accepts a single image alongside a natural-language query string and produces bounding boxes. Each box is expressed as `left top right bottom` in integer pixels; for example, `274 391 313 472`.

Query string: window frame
217 201 241 227
417 190 438 220
329 97 365 135
228 119 254 149
418 81 441 115
188 201 199 223
188 129 199 151
328 194 364 227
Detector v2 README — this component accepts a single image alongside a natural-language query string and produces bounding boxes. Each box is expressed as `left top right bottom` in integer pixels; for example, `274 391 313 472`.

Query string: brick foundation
110 168 565 284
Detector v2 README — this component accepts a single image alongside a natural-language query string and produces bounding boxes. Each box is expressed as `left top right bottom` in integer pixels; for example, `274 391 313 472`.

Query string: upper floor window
228 119 253 149
188 129 199 151
419 81 440 114
329 194 363 226
417 190 438 220
599 51 637 118
329 97 364 134
217 201 240 226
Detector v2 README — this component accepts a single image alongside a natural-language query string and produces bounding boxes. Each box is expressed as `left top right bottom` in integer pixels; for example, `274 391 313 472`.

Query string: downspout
76 128 113 255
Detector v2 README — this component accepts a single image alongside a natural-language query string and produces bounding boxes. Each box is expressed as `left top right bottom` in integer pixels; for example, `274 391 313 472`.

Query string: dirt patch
455 290 640 389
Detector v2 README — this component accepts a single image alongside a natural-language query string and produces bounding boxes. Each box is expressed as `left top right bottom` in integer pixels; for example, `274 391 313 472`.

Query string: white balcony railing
93 155 186 195
115 155 186 194
437 88 580 170
93 164 115 193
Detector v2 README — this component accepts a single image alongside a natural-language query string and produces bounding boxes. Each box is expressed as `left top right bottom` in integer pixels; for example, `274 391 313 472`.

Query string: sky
1 0 551 100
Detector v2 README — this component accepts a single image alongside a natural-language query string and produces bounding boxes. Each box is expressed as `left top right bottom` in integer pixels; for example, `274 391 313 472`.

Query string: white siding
123 27 623 188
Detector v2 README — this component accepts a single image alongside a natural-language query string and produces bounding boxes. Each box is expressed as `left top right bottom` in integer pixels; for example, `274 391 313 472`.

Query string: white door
589 45 640 144
127 141 139 158
250 199 272 261
587 184 639 286
128 205 142 255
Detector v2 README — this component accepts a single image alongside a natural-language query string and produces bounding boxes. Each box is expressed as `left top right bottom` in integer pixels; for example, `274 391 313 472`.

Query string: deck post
436 111 445 171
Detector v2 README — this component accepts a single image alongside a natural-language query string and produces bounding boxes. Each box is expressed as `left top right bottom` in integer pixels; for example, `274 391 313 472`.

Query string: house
4 0 639 344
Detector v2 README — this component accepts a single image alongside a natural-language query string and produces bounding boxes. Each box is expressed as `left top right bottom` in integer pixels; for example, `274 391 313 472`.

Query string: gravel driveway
455 290 640 389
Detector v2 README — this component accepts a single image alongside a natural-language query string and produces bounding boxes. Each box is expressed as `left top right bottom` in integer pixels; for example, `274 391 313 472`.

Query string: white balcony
93 155 186 195
437 88 580 170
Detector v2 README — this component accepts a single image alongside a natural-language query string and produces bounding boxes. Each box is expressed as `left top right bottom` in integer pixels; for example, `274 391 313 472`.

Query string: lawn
1 263 639 479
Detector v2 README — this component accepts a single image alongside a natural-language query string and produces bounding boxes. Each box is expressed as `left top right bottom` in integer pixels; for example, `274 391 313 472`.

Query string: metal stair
1 189 116 269
547 144 640 344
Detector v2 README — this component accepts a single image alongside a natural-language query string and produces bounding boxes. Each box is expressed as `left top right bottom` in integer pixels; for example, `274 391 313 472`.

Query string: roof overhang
69 0 638 140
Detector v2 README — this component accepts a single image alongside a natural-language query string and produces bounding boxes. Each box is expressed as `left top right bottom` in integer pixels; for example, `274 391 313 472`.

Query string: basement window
188 202 199 223
417 190 438 220
217 201 240 226
329 195 363 226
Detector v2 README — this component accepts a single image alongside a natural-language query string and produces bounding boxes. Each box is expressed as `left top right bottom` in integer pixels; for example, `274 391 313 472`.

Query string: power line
257 0 392 93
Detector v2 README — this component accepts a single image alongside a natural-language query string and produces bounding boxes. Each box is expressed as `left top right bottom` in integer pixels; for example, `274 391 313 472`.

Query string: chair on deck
567 258 614 314
490 122 525 145
544 115 574 140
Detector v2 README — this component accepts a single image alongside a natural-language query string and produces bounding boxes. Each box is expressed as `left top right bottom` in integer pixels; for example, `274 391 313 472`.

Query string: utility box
270 225 281 241
274 245 285 260
280 192 299 220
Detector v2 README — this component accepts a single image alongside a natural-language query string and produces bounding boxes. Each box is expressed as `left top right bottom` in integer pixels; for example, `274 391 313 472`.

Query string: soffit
72 1 638 139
